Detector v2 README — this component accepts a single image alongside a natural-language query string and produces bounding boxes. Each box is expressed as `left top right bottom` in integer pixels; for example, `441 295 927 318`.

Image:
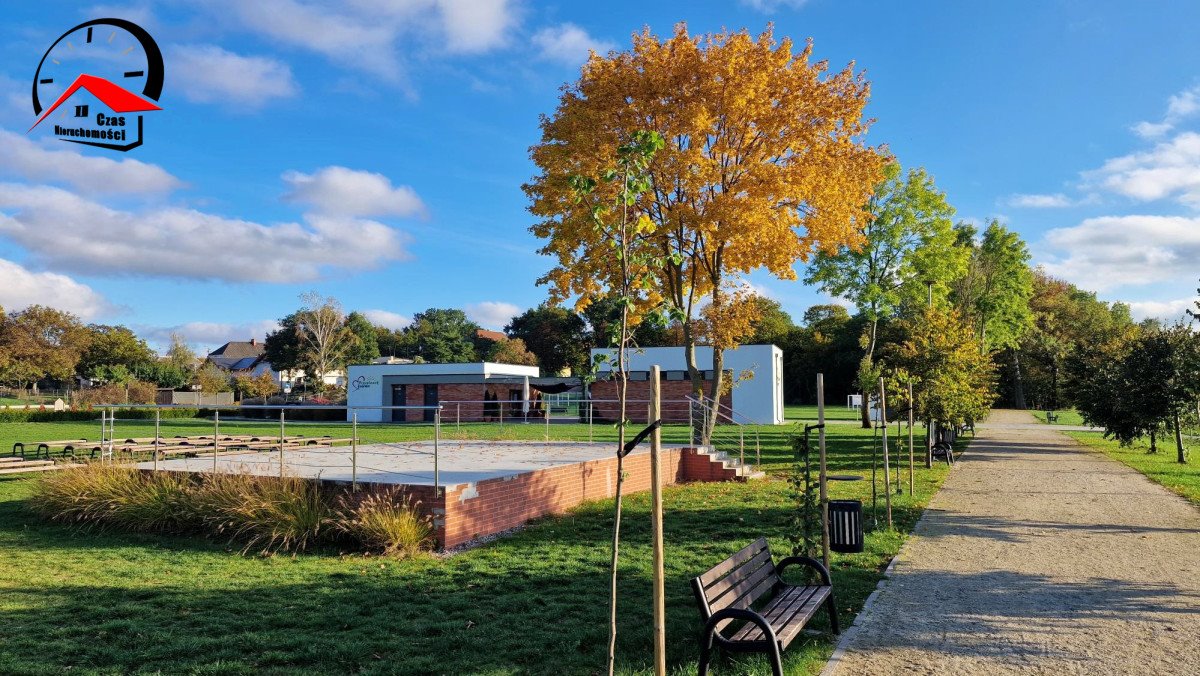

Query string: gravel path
824 409 1200 675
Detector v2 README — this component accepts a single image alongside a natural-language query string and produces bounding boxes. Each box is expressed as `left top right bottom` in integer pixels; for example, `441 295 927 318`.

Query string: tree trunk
682 320 702 444
1174 409 1187 464
859 319 878 429
1010 348 1026 410
702 347 725 444
1149 429 1157 454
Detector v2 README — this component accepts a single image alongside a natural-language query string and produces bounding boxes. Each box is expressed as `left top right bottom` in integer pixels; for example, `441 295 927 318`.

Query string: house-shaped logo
29 18 164 152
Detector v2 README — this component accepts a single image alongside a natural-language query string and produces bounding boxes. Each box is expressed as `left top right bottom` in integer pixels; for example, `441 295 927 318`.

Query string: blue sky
1 0 1198 354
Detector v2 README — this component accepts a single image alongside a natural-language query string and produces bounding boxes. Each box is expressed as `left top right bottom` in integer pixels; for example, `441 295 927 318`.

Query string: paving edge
818 475 946 676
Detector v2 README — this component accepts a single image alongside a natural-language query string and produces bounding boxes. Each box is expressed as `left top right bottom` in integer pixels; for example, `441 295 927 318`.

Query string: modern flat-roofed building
346 362 544 423
589 344 784 424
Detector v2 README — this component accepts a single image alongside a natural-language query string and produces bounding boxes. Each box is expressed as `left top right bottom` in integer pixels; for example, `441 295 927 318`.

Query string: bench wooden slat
703 547 774 599
697 537 769 588
708 552 775 613
729 585 828 643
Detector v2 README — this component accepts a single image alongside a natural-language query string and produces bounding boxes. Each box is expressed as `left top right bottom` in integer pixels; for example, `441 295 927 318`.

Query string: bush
74 382 157 407
0 407 203 423
335 490 431 558
29 465 430 556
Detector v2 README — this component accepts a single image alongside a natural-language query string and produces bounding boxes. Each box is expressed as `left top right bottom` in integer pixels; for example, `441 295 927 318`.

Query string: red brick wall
431 447 742 549
588 379 731 423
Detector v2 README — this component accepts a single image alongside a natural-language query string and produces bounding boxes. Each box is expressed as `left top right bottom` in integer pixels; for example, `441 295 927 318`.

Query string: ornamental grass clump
30 464 194 533
30 464 331 554
210 474 331 555
335 490 431 558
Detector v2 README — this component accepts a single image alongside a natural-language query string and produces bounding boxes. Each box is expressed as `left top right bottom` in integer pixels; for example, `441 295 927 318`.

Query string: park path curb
818 472 945 676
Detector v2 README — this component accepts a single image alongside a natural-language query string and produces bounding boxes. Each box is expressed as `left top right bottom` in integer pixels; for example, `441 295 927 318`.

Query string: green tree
402 309 480 363
193 362 232 394
0 305 91 390
505 304 588 375
806 163 966 426
344 311 381 365
746 296 795 347
77 324 157 379
136 361 190 389
951 221 1034 407
1018 270 1136 410
887 307 996 447
166 332 199 374
264 314 304 371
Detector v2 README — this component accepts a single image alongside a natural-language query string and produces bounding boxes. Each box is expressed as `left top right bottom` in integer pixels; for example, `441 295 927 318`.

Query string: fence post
351 410 358 492
154 408 160 472
544 402 550 443
456 403 461 431
588 398 593 443
212 409 220 473
739 428 744 467
434 407 441 498
279 408 286 478
818 373 830 570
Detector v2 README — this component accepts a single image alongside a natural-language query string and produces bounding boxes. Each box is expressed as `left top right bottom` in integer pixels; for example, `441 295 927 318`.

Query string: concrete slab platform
137 440 688 489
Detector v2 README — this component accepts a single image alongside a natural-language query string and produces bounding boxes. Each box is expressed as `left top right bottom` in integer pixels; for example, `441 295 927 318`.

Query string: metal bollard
351 410 358 491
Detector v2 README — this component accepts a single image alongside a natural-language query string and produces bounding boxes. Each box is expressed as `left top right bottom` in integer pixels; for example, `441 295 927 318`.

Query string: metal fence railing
89 404 444 495
438 398 699 442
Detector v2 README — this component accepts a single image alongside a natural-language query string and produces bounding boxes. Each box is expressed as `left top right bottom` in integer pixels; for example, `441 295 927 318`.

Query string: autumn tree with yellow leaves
526 24 886 440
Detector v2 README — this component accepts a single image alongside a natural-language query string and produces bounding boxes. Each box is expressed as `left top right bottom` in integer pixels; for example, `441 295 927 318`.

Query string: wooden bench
692 538 838 676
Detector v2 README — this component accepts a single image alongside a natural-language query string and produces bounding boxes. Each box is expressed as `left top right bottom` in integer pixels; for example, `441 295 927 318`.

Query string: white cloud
282 166 426 218
1086 131 1200 205
438 0 517 54
532 23 614 64
168 44 298 109
0 128 181 194
1132 85 1200 139
1006 192 1073 208
0 258 116 320
1124 297 1199 322
1041 214 1200 291
465 301 520 330
217 0 517 84
0 183 408 283
139 319 280 354
362 309 411 330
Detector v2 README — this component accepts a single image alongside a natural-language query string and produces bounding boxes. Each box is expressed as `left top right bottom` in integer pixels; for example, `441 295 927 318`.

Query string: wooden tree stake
650 365 666 675
879 377 892 529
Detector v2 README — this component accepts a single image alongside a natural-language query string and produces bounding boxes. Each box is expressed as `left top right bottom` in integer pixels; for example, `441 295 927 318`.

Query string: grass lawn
0 417 960 675
1067 431 1200 507
784 404 863 422
1029 409 1087 426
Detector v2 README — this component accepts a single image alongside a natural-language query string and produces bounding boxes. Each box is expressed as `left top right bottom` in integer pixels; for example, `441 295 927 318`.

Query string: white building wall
590 344 784 424
346 362 540 422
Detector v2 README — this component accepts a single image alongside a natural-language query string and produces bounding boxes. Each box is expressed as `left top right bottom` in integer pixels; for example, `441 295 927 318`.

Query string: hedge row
0 406 348 423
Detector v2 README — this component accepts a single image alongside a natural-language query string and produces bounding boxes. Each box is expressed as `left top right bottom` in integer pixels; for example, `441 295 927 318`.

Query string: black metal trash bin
829 499 864 553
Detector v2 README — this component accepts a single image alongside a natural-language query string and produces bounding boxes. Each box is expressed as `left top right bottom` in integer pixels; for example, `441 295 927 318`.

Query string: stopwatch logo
28 18 164 152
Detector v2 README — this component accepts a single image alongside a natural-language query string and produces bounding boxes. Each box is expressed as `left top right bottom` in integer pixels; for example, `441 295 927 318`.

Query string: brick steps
690 447 765 482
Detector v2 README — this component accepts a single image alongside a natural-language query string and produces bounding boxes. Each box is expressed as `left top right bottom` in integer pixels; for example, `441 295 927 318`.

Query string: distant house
206 339 265 371
204 338 345 390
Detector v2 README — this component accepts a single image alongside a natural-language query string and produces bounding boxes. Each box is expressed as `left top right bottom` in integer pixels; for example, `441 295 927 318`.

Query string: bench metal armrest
776 556 832 586
703 607 778 646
